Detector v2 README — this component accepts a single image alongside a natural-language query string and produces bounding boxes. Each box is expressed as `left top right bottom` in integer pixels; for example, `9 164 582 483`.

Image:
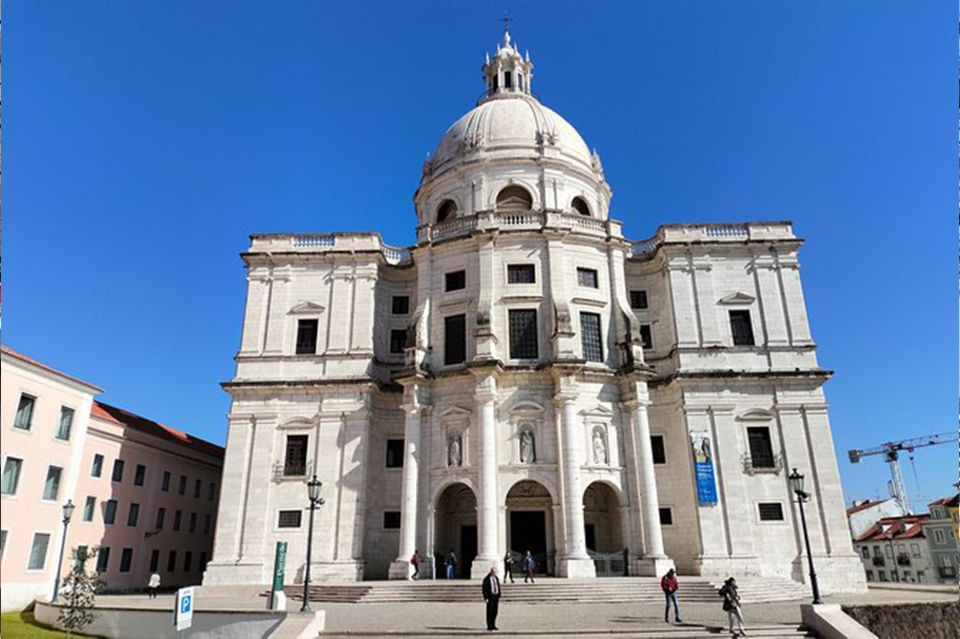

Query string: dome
429 94 594 176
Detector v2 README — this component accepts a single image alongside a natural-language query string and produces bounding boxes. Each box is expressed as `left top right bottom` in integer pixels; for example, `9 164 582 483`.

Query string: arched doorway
505 480 555 576
434 482 477 579
583 481 626 576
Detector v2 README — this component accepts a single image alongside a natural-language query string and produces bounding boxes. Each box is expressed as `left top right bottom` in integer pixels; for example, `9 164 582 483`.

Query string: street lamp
52 499 76 603
788 468 822 605
301 475 324 612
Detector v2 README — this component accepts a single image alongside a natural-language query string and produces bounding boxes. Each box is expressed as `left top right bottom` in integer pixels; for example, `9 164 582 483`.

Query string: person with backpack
660 568 682 623
522 550 536 583
445 549 458 579
410 550 422 580
719 576 746 636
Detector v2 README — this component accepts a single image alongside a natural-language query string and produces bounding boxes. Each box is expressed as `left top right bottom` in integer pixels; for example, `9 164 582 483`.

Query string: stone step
318 624 816 638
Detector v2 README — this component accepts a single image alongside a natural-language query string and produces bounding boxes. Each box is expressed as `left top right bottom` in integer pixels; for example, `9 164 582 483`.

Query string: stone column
471 374 501 578
554 378 596 577
389 396 422 579
629 399 674 576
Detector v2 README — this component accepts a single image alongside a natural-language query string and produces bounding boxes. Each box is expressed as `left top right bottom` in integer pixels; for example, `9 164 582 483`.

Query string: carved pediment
718 292 755 305
288 302 326 314
579 404 614 418
510 401 545 415
737 408 776 421
439 406 472 420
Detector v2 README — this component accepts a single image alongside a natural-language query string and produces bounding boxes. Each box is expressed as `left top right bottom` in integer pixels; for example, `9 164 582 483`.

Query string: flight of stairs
318 624 816 638
284 576 811 605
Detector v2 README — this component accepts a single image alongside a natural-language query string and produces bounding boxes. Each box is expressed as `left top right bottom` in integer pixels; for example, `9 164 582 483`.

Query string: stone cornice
647 368 833 389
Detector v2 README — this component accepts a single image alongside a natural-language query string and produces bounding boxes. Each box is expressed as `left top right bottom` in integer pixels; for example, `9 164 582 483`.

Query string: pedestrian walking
481 565 502 631
147 572 160 599
660 568 682 623
521 550 536 583
719 577 746 636
446 549 458 579
410 550 422 580
503 552 515 584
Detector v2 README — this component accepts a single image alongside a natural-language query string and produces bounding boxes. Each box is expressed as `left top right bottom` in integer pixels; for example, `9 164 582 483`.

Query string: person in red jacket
660 568 682 623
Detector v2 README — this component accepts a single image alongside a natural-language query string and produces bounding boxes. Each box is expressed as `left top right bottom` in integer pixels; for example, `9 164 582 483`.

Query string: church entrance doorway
583 481 627 576
505 480 555 576
434 482 477 579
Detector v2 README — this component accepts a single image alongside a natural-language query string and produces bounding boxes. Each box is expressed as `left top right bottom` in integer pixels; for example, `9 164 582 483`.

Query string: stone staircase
318 623 816 638
285 576 810 605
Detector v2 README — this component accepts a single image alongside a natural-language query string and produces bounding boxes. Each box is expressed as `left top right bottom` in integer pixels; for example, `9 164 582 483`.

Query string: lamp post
301 475 324 612
788 468 822 604
52 499 76 603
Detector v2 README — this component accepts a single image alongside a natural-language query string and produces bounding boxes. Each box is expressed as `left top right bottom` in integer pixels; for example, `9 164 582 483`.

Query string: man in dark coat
481 565 502 631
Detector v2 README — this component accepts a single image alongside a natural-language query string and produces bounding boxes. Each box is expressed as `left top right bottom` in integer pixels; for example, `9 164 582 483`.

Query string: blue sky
4 1 956 506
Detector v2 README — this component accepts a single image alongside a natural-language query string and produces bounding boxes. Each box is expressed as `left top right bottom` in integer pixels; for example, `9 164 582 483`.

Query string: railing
382 246 412 265
431 216 478 241
272 460 313 482
872 556 886 566
937 566 957 578
507 550 556 577
588 549 629 577
703 224 749 238
896 554 911 566
630 238 661 260
294 234 336 248
742 452 783 475
571 215 606 233
495 211 543 227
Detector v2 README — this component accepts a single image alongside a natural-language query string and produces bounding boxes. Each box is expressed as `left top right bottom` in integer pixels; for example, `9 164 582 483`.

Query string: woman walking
719 577 746 636
660 568 682 623
503 551 515 584
522 550 536 583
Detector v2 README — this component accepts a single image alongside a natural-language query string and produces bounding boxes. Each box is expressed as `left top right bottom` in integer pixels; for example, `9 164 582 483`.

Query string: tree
58 546 104 637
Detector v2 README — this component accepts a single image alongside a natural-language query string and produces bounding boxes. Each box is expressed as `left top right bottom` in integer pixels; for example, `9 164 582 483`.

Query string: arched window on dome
518 73 524 91
504 71 513 89
496 186 533 212
436 200 458 224
571 196 591 217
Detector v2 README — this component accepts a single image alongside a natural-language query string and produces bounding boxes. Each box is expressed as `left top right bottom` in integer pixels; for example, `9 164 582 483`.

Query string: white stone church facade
203 31 865 592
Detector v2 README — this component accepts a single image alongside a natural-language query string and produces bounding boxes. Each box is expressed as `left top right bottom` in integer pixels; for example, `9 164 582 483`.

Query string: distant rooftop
92 401 224 459
855 514 930 543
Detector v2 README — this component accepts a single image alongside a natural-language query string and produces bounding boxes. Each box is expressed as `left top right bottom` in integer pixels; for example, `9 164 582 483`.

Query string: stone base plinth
203 560 267 586
556 556 596 578
630 555 675 577
388 559 414 580
470 556 503 579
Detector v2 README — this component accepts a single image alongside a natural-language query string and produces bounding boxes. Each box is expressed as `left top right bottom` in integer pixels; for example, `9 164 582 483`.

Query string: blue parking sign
175 587 195 631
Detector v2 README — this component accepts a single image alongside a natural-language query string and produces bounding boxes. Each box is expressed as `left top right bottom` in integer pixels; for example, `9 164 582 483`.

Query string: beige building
1 346 224 611
204 30 865 593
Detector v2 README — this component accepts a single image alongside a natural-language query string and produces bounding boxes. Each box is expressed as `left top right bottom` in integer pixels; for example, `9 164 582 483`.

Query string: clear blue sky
5 2 956 506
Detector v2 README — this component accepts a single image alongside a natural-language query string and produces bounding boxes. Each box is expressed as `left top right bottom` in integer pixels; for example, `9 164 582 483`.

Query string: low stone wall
842 602 960 639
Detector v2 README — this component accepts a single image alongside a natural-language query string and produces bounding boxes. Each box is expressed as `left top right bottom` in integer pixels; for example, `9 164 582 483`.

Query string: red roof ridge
2 345 103 392
90 400 224 458
846 500 885 515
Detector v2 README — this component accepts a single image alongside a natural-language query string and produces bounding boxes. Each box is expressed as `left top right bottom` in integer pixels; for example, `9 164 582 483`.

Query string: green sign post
270 541 288 608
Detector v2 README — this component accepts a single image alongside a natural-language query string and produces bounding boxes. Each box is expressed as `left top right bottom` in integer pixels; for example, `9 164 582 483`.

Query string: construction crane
848 432 958 515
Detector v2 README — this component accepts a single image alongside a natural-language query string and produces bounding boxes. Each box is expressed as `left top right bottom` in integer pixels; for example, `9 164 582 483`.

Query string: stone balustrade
629 221 797 260
416 209 624 244
247 233 413 265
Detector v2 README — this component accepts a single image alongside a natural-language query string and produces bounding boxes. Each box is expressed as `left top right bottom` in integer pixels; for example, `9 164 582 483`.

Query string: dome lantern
481 27 533 101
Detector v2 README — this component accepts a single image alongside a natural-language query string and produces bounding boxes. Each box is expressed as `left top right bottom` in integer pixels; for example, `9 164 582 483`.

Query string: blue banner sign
691 433 718 505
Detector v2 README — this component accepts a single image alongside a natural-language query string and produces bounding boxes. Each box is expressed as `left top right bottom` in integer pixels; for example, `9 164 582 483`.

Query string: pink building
1 347 224 611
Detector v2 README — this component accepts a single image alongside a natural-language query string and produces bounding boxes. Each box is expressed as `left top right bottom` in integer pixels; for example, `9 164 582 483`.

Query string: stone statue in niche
519 430 536 464
448 435 462 467
592 428 608 465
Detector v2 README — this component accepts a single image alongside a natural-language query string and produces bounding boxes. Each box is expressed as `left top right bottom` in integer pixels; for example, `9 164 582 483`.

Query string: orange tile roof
855 515 931 543
928 494 960 508
1 344 103 392
91 401 224 459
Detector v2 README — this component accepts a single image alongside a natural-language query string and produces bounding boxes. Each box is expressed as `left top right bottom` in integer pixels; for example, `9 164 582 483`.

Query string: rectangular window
278 510 303 528
134 464 146 487
91 454 104 478
104 500 118 525
119 547 133 573
162 471 171 492
389 329 407 354
386 439 404 468
729 310 755 346
43 466 63 501
208 482 216 501
184 551 193 572
167 550 177 572
149 549 160 572
758 502 785 521
580 312 603 362
391 295 410 315
508 309 539 359
576 267 599 288
14 394 36 430
507 264 536 284
1 457 23 495
445 270 466 292
111 459 125 482
194 479 202 498
504 70 513 89
178 475 187 495
639 324 653 350
75 545 89 569
83 496 96 522
383 511 401 529
444 314 467 365
747 427 776 469
629 290 648 309
861 546 870 559
56 407 75 440
284 435 309 476
651 435 666 465
865 570 873 581
295 318 319 355
204 514 211 535
173 510 182 532
659 508 673 526
127 503 140 527
27 533 51 570
96 546 110 572
156 507 166 530
189 512 197 533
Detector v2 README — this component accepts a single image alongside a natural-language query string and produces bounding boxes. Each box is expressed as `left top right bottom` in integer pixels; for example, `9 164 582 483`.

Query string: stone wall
842 602 960 639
